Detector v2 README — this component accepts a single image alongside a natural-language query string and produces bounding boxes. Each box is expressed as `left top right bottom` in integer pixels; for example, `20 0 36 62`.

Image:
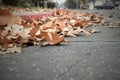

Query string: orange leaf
74 21 90 28
0 37 13 48
29 24 39 37
0 15 22 26
36 32 65 45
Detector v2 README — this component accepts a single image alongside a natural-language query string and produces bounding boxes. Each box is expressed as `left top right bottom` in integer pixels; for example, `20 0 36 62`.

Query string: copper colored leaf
0 8 11 16
29 24 39 37
0 8 104 54
0 15 22 26
0 25 6 30
74 21 90 28
36 32 65 45
0 37 13 48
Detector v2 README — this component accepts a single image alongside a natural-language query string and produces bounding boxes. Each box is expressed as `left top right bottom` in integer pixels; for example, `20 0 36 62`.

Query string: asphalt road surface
0 10 120 80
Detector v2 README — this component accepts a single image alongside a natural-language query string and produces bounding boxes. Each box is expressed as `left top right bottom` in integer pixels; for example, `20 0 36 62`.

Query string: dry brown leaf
21 21 31 28
0 37 13 48
29 24 39 37
0 45 21 54
42 21 55 30
79 29 91 36
65 32 77 37
0 25 6 31
74 21 90 28
72 27 81 35
0 8 104 54
91 14 103 23
0 15 22 26
89 30 100 33
36 32 65 45
0 8 11 16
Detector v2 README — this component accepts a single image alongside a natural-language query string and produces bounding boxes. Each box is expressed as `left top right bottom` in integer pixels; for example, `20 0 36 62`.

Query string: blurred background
0 0 120 9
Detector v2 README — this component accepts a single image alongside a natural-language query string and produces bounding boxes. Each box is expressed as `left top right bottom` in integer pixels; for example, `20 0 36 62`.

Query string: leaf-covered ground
0 7 105 54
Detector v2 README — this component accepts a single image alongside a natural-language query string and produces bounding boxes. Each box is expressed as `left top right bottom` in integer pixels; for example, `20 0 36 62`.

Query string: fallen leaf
0 7 104 54
36 32 66 45
89 30 100 33
0 8 11 16
74 21 90 28
0 45 21 54
0 15 22 26
29 23 39 37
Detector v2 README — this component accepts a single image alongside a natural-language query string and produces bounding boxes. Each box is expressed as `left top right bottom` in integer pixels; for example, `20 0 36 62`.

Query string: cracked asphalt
0 10 120 80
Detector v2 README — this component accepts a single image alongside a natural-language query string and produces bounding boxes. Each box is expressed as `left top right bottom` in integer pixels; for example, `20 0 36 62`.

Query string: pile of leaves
0 8 104 54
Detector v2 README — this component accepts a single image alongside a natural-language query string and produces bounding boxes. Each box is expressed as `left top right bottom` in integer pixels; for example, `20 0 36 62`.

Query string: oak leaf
36 32 66 45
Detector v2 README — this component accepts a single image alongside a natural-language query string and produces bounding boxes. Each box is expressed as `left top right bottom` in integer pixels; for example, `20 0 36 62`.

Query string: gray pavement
0 10 120 80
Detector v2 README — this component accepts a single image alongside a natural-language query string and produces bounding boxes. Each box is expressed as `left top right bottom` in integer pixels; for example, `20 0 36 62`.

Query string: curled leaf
36 32 66 45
